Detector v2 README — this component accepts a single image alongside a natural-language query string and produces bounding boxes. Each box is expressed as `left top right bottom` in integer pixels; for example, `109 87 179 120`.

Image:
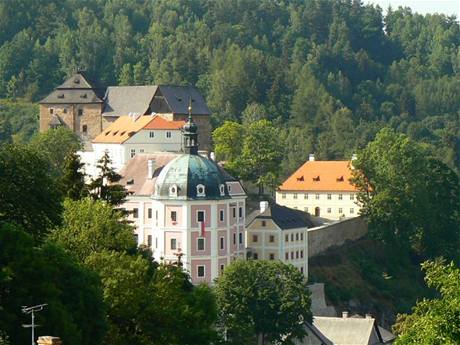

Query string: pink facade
164 231 183 256
190 205 211 228
165 205 182 227
191 259 211 284
191 230 211 256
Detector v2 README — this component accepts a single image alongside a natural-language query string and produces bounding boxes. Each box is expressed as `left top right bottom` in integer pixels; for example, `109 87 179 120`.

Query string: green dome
154 154 235 200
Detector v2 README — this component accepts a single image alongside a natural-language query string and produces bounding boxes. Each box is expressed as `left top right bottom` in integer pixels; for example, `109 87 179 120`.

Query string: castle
39 71 212 150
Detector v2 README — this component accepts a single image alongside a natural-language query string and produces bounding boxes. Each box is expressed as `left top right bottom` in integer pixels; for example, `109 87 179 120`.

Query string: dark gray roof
246 202 314 230
102 86 158 117
40 71 104 104
158 85 211 115
153 154 236 200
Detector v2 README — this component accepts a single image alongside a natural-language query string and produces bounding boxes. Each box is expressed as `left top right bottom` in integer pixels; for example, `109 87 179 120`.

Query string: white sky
365 0 459 17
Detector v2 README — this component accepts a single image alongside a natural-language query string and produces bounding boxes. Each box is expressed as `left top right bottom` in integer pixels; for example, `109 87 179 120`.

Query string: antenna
22 304 47 345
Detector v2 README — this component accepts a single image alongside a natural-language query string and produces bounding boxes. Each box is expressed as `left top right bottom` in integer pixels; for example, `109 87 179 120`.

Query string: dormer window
337 176 344 182
313 176 320 181
169 184 178 197
197 184 205 197
219 184 225 196
227 185 232 194
296 176 304 181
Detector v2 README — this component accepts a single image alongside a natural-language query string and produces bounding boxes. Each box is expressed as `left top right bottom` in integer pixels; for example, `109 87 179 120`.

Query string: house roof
279 161 358 192
40 71 105 104
312 316 384 345
102 86 158 117
158 85 211 115
93 115 181 144
246 202 314 230
143 116 185 130
119 153 181 196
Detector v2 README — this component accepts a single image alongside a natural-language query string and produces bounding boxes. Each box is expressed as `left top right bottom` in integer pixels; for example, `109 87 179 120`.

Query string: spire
183 97 198 155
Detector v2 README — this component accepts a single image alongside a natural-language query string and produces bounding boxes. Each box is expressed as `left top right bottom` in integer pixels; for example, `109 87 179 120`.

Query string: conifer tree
60 151 87 200
89 152 127 206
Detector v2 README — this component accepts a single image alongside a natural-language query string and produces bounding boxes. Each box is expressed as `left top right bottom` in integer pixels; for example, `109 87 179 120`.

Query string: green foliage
215 260 311 345
89 151 128 206
60 151 88 200
352 128 460 260
393 260 460 345
0 99 37 143
0 222 106 345
0 143 62 240
212 121 244 161
50 198 136 262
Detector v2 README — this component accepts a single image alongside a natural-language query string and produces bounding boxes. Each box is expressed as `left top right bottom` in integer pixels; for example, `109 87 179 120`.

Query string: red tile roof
279 161 358 192
143 116 185 130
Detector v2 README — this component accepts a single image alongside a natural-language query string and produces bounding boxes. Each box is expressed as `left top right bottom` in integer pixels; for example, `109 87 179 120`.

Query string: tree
60 151 88 200
89 152 127 206
234 120 283 195
352 128 460 260
393 260 460 345
215 260 311 345
49 198 136 263
212 121 244 162
0 144 62 240
0 222 106 345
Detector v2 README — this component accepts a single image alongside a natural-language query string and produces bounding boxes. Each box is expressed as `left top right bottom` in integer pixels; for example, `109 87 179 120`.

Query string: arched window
219 184 225 196
169 184 178 197
196 184 205 197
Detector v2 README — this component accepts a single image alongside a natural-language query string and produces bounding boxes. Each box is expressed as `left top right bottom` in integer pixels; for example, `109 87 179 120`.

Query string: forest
0 0 459 177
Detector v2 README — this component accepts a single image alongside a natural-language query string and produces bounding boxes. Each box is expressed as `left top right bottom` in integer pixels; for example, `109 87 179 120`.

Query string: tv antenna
22 304 47 345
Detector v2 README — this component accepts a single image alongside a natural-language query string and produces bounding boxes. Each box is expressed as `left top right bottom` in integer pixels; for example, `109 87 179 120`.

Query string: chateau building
119 114 246 284
276 155 360 221
40 71 212 150
245 201 314 277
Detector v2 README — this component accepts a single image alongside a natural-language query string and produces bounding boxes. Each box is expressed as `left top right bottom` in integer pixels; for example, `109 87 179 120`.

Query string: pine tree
60 151 87 200
89 152 127 206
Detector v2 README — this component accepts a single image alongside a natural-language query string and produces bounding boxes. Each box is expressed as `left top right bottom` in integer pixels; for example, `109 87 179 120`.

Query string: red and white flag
200 221 206 237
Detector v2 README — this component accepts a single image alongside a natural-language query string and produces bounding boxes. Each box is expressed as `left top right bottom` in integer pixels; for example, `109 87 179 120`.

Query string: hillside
309 237 433 328
0 0 458 177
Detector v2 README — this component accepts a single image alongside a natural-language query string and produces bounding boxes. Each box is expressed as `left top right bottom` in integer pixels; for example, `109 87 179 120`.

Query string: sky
364 0 459 17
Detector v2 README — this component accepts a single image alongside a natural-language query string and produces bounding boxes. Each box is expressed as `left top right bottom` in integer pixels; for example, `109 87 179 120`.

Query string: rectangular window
149 131 155 138
239 207 243 218
155 237 158 249
296 251 299 259
233 233 236 245
219 209 224 222
301 250 304 258
78 108 83 116
232 208 236 218
239 233 243 244
285 234 289 242
132 208 138 218
220 264 225 274
171 211 177 222
63 108 68 114
282 193 286 199
155 210 158 220
261 220 266 227
304 194 308 199
296 233 299 241
300 267 304 274
197 211 205 222
130 149 136 158
350 208 354 214
269 253 275 260
301 233 304 241
269 235 275 243
148 208 152 219
315 194 320 200
197 265 205 277
147 235 152 247
197 238 205 251
220 237 224 250
293 193 298 199
253 253 258 260
350 194 355 200
170 238 177 250
291 252 294 259
139 149 144 153
82 125 87 134
327 194 331 200
338 194 343 200
166 131 172 138
49 108 54 114
339 208 343 214
291 233 294 241
327 208 331 213
285 252 289 260
134 234 138 243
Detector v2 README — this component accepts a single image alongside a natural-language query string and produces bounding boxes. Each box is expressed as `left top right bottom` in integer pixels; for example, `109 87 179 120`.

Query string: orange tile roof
93 115 184 144
278 160 358 192
143 116 185 130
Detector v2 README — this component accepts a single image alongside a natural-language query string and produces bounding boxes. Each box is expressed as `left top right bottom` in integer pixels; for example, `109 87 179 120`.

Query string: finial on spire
188 97 193 120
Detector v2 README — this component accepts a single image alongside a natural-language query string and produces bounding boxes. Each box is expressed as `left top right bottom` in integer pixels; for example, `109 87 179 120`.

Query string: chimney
260 201 269 213
147 159 154 179
308 154 315 161
365 313 372 319
37 337 62 345
342 311 349 318
351 153 357 161
210 151 216 161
